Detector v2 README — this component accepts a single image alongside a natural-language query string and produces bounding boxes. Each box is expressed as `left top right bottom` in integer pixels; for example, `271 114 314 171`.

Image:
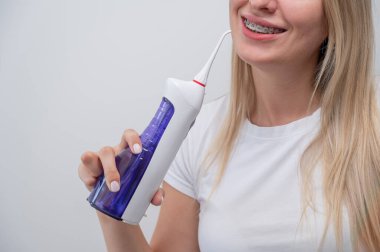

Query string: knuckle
84 177 97 189
80 151 92 163
123 129 139 139
79 170 98 187
98 146 114 156
124 128 135 135
105 170 120 181
78 171 94 185
88 165 103 177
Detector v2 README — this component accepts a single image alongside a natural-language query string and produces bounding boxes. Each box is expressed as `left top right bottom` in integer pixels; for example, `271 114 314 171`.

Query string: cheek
229 0 242 32
282 2 327 46
229 0 246 17
229 0 246 7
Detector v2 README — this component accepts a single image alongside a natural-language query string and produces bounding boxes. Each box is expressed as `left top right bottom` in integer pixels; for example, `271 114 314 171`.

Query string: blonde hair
203 0 380 251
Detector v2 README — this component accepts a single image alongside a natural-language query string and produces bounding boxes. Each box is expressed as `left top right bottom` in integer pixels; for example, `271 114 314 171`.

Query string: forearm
97 211 153 252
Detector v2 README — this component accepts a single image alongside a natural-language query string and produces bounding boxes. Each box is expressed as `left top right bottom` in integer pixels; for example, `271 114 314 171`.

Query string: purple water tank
87 97 175 220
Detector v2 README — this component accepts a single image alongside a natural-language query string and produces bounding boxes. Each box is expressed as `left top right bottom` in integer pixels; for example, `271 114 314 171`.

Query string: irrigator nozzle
193 30 231 87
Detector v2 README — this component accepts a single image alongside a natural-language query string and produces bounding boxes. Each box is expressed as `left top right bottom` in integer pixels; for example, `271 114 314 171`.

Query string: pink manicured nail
133 143 142 154
110 181 120 192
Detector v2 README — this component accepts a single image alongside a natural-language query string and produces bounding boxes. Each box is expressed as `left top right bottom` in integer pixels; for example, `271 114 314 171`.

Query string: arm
151 182 200 252
97 212 152 252
96 182 200 252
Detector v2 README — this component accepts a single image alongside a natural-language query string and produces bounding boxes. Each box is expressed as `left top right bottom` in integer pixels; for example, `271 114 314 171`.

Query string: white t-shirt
164 95 354 252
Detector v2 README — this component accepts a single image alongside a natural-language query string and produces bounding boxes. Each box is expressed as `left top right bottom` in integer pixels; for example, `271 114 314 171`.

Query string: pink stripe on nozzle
193 80 205 87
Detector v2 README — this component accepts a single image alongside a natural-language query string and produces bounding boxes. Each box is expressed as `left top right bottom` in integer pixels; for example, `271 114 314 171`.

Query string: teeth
244 19 284 34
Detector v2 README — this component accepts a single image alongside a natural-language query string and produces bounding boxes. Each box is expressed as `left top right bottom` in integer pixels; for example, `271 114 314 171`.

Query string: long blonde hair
203 0 380 251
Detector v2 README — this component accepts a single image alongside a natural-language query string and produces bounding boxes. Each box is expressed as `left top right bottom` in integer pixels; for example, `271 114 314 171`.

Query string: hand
78 129 164 206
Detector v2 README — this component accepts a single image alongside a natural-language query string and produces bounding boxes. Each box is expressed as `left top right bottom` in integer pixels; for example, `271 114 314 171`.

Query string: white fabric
164 95 354 252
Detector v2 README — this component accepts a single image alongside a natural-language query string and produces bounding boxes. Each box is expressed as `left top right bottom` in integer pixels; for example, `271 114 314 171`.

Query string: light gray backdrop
0 1 378 251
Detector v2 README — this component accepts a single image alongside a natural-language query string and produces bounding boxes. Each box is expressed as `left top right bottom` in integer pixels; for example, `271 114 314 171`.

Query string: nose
248 0 278 14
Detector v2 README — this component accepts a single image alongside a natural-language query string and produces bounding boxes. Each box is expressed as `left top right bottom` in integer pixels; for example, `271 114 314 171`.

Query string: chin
236 48 282 67
233 38 279 66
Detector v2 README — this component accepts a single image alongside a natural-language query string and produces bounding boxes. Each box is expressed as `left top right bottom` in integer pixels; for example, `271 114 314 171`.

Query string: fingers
78 151 103 191
98 146 120 192
115 129 142 155
81 151 103 177
79 128 142 193
78 165 98 192
151 187 165 206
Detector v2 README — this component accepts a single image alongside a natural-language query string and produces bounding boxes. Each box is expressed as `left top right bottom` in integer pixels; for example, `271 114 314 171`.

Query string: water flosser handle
87 30 230 224
119 78 204 224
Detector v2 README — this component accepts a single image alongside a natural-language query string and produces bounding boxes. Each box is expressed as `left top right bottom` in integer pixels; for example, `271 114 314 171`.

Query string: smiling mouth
243 18 286 34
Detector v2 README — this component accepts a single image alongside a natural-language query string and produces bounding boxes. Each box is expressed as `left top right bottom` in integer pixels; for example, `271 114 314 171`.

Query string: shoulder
163 94 229 198
198 94 229 121
182 93 229 167
190 94 229 137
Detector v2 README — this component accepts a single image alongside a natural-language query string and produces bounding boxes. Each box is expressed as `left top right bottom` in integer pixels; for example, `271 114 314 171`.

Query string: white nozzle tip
193 30 231 87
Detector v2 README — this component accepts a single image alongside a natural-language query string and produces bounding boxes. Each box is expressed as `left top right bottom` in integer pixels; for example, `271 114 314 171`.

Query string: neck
250 59 320 127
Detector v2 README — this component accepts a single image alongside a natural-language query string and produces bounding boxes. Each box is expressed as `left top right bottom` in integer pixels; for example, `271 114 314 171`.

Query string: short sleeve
164 133 197 198
164 95 229 200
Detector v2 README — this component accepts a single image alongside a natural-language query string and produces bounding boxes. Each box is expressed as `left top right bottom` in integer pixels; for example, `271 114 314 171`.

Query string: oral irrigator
87 30 231 224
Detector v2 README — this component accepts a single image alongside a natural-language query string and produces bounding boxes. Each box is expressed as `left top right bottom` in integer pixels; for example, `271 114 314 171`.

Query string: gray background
0 1 378 251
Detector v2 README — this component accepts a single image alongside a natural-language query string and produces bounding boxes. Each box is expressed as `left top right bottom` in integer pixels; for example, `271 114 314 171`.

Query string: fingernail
133 143 142 154
110 181 120 192
161 196 164 204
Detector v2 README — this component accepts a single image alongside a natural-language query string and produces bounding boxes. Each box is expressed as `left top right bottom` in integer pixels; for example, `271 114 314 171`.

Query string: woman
78 0 380 251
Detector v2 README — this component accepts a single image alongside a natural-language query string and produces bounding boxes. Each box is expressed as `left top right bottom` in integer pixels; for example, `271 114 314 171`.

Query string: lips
243 18 286 34
240 15 287 41
241 15 287 31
